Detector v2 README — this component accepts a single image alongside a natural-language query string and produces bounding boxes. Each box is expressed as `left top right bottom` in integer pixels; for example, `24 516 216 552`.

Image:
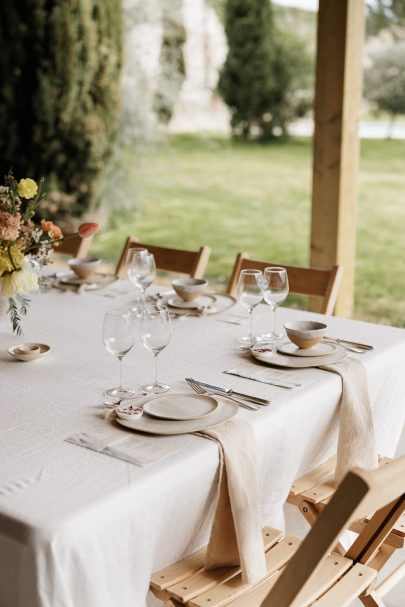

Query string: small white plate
277 341 337 357
143 394 218 420
166 294 217 310
8 343 50 362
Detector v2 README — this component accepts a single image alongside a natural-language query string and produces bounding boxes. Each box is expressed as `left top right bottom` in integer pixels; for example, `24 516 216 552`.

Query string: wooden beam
310 0 365 317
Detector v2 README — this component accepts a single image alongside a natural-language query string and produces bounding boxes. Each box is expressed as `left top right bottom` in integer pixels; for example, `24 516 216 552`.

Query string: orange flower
41 219 63 240
78 222 99 238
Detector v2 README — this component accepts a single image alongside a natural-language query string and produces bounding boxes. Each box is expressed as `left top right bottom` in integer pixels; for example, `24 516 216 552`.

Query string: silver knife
324 337 374 351
195 381 270 405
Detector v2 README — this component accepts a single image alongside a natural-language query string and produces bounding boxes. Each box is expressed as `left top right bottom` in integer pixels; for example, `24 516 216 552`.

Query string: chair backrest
261 456 405 607
227 252 343 315
54 234 93 259
115 237 211 279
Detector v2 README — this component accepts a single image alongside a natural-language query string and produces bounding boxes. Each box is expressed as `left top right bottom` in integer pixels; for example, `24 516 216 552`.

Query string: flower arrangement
0 172 99 335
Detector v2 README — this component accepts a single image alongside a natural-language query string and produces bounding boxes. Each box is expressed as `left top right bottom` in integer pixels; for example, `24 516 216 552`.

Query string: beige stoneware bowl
171 278 208 302
284 320 327 349
68 257 101 279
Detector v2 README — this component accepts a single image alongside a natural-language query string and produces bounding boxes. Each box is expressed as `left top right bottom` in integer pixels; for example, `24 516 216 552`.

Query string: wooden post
310 0 365 317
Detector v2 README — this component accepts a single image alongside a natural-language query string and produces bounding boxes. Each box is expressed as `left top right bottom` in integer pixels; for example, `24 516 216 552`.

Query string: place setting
251 320 348 368
52 257 118 292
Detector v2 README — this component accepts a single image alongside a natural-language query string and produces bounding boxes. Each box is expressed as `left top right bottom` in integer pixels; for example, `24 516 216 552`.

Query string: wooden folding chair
115 237 211 280
226 252 343 315
150 456 405 607
54 234 93 258
287 454 405 602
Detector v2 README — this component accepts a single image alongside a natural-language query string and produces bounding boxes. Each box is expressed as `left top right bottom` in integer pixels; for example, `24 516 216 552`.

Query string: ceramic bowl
284 320 327 350
171 278 208 302
68 257 101 279
115 404 144 421
8 343 50 362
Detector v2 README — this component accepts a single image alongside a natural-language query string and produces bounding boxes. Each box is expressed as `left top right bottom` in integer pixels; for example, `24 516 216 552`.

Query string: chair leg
369 544 396 573
360 591 386 607
299 501 346 555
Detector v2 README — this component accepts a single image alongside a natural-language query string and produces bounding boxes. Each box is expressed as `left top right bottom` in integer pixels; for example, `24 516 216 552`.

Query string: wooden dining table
0 279 404 607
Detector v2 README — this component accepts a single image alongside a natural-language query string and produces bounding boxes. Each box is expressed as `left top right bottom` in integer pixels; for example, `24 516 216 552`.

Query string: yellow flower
0 245 24 275
1 266 39 297
17 178 38 199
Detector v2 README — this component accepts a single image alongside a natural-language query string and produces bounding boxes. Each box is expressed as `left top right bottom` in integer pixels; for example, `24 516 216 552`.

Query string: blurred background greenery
1 0 404 325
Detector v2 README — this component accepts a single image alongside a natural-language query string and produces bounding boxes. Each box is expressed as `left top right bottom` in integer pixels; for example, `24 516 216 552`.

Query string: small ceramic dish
115 403 144 421
8 343 50 362
171 278 208 302
284 321 327 349
68 257 101 279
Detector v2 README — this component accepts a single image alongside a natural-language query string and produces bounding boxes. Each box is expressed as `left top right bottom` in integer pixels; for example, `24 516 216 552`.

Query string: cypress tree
218 0 276 140
0 0 122 223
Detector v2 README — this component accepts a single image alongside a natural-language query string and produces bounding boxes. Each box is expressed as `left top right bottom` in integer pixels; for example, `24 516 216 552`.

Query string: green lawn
93 134 405 327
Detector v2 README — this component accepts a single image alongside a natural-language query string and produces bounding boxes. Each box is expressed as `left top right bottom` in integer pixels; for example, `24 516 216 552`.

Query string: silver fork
185 378 259 411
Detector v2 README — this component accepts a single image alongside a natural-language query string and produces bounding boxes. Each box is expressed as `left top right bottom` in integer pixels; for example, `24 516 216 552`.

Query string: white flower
2 266 39 297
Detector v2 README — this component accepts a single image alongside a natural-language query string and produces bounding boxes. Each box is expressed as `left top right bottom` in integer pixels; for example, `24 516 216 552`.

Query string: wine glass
140 304 171 394
127 248 156 307
236 269 263 346
102 309 136 399
259 267 289 341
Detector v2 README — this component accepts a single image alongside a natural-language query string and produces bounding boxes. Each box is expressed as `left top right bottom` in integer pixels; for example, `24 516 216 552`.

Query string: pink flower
0 211 21 241
78 223 100 239
41 219 63 240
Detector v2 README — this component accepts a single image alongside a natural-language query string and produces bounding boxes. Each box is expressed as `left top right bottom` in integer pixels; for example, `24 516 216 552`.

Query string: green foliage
364 41 405 118
7 295 30 337
218 0 276 139
153 2 186 124
366 0 405 36
218 0 313 140
0 0 123 226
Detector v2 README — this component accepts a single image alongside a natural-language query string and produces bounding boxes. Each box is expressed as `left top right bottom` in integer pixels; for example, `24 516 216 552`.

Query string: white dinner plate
114 394 237 435
251 346 347 368
277 341 337 357
60 273 117 289
166 294 217 310
142 394 218 421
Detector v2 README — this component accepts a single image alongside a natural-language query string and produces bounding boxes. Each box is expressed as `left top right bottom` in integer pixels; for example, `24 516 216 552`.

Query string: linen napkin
199 418 267 585
66 419 179 467
320 358 378 483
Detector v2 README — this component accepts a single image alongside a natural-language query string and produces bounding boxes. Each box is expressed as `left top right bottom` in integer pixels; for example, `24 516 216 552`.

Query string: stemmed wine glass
237 269 263 346
259 267 289 342
127 248 156 308
140 304 171 394
102 309 136 399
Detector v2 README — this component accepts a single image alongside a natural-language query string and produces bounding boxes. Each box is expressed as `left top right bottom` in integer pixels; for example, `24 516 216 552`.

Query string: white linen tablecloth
0 283 404 607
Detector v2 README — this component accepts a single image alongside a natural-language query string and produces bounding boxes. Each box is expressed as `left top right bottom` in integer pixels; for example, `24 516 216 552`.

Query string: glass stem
118 355 123 390
271 305 277 337
248 307 253 344
153 352 159 387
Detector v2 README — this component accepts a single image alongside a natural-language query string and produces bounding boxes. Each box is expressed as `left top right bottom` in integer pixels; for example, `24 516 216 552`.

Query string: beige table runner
320 358 378 482
200 418 267 585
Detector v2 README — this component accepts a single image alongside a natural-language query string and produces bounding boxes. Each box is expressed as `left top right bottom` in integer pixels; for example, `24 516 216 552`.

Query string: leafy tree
364 41 405 128
0 0 122 225
218 0 276 139
218 0 313 140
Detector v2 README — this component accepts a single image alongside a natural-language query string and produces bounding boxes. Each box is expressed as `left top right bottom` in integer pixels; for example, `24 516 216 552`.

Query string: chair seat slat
312 563 376 607
186 535 300 607
151 527 282 595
